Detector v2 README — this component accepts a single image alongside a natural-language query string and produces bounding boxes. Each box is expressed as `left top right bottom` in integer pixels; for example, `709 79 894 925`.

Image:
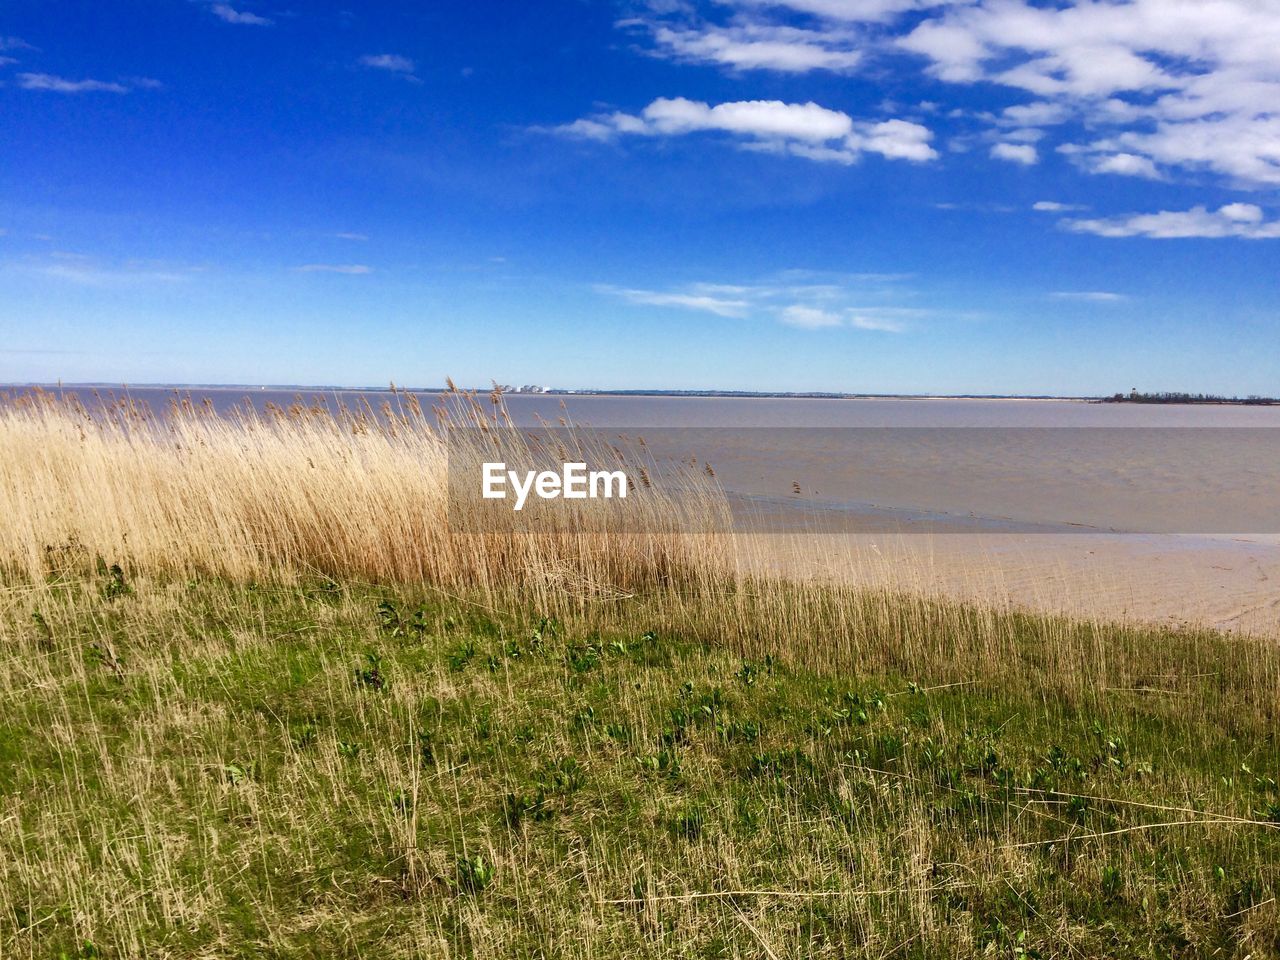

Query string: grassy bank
3 571 1278 958
3 389 1279 957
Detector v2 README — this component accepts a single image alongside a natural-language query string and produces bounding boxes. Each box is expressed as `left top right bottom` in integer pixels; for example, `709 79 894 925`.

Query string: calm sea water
86 387 1280 428
28 386 1280 534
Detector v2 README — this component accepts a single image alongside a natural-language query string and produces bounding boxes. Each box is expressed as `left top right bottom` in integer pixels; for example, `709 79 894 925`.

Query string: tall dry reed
0 387 732 608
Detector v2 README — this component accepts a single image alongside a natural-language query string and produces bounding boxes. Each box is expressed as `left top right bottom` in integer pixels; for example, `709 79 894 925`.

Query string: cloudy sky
2 0 1278 394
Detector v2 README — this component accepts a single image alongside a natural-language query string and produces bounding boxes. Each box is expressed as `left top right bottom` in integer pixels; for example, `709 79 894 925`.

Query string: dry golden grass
0 387 731 606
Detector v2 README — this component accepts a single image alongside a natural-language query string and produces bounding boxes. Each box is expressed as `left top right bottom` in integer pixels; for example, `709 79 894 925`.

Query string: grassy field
2 569 1279 959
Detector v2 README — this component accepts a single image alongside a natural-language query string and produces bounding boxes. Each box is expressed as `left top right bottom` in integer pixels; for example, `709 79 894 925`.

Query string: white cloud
601 277 918 330
780 305 843 328
294 264 373 274
896 0 1280 187
20 254 192 286
1050 291 1127 302
210 4 272 25
333 232 369 241
643 22 863 73
625 0 1280 189
847 312 907 331
37 265 185 285
554 97 935 164
1221 202 1264 224
855 118 937 161
934 200 1017 213
18 73 129 94
1091 153 1161 178
647 96 852 140
720 0 954 25
1032 200 1085 212
1000 101 1070 128
0 36 34 51
1000 127 1044 144
782 304 909 331
601 285 752 317
990 142 1037 165
554 118 621 142
689 282 762 296
359 54 416 74
1064 204 1280 240
1062 149 1163 179
626 1 953 82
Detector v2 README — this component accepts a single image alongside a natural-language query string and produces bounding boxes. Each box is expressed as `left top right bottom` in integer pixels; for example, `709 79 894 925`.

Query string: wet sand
744 529 1280 637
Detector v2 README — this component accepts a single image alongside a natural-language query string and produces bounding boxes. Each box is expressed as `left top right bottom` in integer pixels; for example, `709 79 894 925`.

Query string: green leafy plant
502 789 551 827
377 599 430 639
735 656 774 686
455 854 493 894
636 749 682 778
291 722 318 749
355 652 385 690
566 643 600 673
447 640 476 671
1100 864 1123 901
531 616 559 648
96 557 131 600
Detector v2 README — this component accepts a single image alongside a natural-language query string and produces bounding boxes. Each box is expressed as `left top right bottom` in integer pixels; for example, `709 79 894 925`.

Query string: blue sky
2 0 1278 395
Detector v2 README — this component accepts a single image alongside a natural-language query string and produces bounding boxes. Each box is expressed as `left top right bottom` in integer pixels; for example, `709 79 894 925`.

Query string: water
32 384 1280 427
26 386 1280 534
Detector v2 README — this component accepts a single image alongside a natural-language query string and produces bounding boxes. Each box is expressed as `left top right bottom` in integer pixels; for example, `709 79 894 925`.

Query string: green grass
2 572 1279 958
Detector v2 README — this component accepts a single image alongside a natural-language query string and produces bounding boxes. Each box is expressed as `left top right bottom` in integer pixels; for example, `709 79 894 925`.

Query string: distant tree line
1104 389 1278 405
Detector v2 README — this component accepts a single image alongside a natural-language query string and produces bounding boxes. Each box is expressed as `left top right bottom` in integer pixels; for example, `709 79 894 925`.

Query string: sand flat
745 530 1280 636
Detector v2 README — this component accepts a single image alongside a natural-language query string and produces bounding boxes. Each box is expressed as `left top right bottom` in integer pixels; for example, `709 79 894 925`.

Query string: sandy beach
746 530 1280 636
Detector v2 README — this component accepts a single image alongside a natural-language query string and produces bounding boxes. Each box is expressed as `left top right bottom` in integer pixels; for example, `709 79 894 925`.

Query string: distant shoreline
1100 392 1279 406
0 382 1100 402
4 383 1277 404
